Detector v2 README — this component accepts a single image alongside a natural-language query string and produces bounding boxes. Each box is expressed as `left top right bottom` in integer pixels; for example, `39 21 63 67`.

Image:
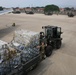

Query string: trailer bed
7 54 40 75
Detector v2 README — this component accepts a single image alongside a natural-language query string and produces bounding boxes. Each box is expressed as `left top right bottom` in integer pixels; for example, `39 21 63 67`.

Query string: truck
0 25 62 75
67 12 74 17
25 11 34 14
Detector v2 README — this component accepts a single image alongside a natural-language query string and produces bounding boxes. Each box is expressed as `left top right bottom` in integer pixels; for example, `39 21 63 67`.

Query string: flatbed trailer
6 54 40 75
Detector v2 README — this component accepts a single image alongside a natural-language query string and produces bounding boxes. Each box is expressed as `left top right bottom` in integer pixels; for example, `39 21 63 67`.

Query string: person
12 23 15 27
37 42 46 60
39 32 45 45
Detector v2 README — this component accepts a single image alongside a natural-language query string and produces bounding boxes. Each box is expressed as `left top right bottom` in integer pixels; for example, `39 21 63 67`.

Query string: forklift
40 25 63 56
0 26 63 75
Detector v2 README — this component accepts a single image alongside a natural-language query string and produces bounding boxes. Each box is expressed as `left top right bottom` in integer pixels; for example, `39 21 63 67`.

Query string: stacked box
0 40 22 75
12 30 40 62
13 30 39 47
0 53 21 75
9 53 21 70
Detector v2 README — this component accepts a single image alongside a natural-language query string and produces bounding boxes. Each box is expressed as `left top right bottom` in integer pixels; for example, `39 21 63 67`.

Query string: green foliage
0 6 3 11
44 5 60 12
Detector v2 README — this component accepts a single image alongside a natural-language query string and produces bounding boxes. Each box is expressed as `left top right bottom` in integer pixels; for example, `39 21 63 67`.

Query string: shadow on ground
28 58 53 75
0 25 19 38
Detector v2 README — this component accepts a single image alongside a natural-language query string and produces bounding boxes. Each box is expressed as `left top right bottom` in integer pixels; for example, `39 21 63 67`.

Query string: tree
0 6 3 11
44 5 60 13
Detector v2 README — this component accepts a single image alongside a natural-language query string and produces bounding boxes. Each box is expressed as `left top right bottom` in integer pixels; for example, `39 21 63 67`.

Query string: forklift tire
56 40 62 49
45 46 53 57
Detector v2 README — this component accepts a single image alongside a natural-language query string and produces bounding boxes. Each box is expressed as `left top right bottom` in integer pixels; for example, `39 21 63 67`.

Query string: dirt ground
0 13 76 75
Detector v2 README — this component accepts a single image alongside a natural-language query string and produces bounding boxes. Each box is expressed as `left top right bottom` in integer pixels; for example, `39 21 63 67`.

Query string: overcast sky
0 0 76 8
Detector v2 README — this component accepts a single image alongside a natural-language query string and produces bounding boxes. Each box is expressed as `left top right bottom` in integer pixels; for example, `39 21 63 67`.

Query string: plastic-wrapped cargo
0 40 9 75
0 40 21 75
9 53 21 70
0 40 7 63
13 29 39 47
0 55 21 75
12 29 40 62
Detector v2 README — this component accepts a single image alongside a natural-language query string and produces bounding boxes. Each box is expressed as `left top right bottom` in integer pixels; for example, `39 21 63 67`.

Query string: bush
0 6 3 11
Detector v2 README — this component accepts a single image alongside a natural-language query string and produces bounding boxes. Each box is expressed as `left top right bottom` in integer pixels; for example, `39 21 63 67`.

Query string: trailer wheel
56 40 62 49
45 45 53 57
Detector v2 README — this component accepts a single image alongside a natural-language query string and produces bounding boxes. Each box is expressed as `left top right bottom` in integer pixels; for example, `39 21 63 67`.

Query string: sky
0 0 76 8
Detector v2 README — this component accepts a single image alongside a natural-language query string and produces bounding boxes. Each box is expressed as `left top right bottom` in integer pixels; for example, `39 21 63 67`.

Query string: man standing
39 42 46 60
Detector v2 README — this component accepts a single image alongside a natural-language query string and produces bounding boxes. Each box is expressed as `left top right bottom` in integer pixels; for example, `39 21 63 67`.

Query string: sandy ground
0 13 76 75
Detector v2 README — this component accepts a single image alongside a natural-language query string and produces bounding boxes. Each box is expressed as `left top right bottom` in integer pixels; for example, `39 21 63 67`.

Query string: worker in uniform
38 32 46 60
40 42 46 59
39 42 46 60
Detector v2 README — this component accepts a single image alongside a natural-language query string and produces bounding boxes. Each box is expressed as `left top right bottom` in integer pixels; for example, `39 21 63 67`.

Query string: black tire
45 45 53 57
56 40 62 49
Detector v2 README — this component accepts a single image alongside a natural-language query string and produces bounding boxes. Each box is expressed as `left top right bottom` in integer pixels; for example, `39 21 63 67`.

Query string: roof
42 25 58 29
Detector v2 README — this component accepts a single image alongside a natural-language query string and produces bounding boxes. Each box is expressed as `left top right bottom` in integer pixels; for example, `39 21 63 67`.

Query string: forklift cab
42 26 62 39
